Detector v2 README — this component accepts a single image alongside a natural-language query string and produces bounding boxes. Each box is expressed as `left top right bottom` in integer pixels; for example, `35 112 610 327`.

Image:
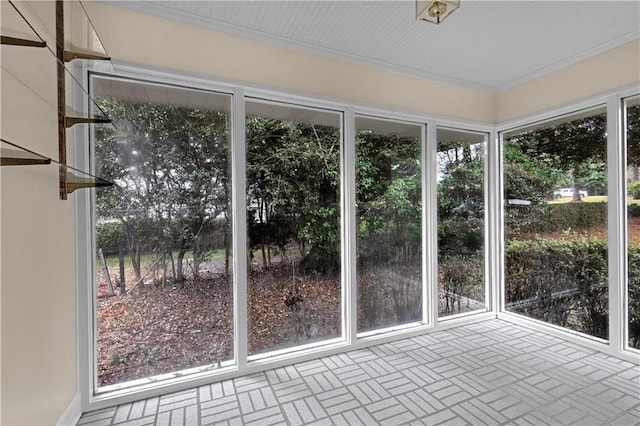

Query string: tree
627 103 640 185
577 160 607 196
437 141 485 255
95 97 231 284
246 117 341 274
507 113 606 202
356 131 422 264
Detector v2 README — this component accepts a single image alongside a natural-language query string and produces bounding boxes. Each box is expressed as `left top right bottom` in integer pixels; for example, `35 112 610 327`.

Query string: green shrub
505 236 640 348
628 204 640 218
628 245 640 349
505 238 608 338
547 202 607 231
438 218 483 255
629 180 640 199
439 254 484 315
96 221 126 255
512 202 607 234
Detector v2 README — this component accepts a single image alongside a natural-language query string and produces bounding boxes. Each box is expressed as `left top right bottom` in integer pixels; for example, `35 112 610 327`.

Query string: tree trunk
161 251 167 287
176 247 187 284
572 183 582 202
267 242 272 269
169 250 176 283
193 235 201 280
131 242 141 280
260 239 267 269
124 221 141 279
259 199 268 269
118 244 126 293
224 226 230 278
571 168 583 202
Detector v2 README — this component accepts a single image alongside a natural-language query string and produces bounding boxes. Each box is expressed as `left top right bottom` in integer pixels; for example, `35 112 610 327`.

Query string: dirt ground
97 218 640 387
96 259 341 387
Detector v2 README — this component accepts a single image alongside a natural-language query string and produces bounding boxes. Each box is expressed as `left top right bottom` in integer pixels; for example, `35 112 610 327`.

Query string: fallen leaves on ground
97 258 341 387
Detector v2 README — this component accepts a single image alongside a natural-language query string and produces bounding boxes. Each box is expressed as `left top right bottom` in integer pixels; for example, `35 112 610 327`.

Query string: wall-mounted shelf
65 112 112 128
66 172 112 193
0 0 47 48
1 139 113 193
1 140 52 166
64 50 109 63
1 0 115 198
0 35 46 48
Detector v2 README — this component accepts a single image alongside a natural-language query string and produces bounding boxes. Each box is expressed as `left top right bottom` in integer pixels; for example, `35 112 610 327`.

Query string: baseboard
56 393 82 426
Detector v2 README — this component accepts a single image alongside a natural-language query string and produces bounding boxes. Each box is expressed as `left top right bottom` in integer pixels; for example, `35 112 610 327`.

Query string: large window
245 100 343 354
355 117 423 333
626 95 640 350
92 76 234 387
85 68 638 403
503 107 609 339
437 129 486 317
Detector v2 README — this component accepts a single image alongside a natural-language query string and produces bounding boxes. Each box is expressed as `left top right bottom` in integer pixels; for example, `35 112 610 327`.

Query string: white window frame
495 84 640 364
352 113 428 336
81 62 640 413
434 126 491 321
622 94 640 355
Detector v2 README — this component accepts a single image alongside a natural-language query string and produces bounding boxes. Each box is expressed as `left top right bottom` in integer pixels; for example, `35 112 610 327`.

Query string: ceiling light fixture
416 0 460 25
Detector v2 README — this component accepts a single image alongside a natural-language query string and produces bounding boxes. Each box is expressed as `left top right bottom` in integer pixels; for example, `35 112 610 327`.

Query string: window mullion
232 88 248 370
488 130 502 315
343 107 357 344
425 121 438 326
607 95 624 355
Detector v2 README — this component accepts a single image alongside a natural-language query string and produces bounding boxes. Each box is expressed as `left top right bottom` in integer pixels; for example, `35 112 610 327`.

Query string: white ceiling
111 1 640 93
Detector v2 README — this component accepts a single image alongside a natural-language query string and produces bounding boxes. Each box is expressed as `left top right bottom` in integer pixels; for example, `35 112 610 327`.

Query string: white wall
497 38 640 123
1 1 78 424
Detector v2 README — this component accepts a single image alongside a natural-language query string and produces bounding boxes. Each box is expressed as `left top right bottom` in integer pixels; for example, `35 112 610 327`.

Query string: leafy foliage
509 202 608 235
245 117 341 274
436 140 486 315
507 112 606 200
96 221 126 255
505 238 609 339
95 97 231 281
506 237 640 347
629 180 640 199
577 160 607 196
356 131 422 264
356 130 423 330
437 142 484 255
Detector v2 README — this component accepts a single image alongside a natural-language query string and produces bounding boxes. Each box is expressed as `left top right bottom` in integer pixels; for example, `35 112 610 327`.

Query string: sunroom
0 1 638 425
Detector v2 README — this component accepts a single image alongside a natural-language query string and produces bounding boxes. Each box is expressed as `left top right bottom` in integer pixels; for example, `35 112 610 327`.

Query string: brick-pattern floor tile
78 320 640 426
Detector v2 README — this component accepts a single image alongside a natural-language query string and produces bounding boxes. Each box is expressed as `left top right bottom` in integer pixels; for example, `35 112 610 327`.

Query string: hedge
505 237 640 348
545 202 607 231
509 202 608 235
96 221 126 255
96 218 229 256
629 180 640 199
513 200 640 229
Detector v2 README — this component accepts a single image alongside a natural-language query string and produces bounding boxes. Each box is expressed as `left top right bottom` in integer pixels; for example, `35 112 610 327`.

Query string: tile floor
78 320 640 426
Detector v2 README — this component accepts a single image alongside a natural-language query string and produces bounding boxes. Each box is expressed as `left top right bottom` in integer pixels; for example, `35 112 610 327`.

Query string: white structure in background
553 187 588 199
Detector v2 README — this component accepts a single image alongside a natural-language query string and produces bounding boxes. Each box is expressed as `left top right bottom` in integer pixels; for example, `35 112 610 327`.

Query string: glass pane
65 0 110 59
355 116 422 333
92 76 233 387
246 100 342 355
503 107 608 339
1 0 45 43
626 95 640 350
437 129 486 317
